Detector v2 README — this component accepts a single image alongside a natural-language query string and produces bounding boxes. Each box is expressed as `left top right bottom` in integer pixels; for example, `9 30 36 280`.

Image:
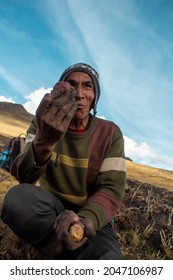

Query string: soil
0 175 172 260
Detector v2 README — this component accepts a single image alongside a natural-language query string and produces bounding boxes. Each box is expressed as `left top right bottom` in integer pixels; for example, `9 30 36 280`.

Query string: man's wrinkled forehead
65 71 94 84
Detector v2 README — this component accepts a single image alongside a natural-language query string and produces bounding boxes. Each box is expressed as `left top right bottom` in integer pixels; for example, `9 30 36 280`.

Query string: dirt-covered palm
35 81 77 145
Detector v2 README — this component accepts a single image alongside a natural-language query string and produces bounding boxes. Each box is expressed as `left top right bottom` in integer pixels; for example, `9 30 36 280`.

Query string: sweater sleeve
17 118 48 183
77 128 126 231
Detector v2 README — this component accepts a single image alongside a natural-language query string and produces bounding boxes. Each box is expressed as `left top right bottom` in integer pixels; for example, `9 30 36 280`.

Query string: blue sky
0 0 173 171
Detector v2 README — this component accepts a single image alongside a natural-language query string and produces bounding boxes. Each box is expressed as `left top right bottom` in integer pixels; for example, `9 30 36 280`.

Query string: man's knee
1 183 64 245
1 184 33 224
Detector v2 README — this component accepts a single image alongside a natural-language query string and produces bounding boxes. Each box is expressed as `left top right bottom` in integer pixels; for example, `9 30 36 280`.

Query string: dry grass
0 120 28 138
116 178 173 260
126 160 173 191
0 168 172 260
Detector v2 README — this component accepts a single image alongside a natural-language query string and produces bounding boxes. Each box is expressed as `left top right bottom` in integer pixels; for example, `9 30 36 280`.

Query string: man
1 63 126 259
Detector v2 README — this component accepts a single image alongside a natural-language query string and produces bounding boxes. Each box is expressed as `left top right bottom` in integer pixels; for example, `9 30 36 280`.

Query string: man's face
65 72 95 120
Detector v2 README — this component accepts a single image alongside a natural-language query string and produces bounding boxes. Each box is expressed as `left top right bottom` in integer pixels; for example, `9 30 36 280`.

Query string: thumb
80 218 96 238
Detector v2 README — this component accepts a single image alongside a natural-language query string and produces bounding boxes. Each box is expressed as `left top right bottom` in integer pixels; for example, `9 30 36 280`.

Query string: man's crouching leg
1 183 65 257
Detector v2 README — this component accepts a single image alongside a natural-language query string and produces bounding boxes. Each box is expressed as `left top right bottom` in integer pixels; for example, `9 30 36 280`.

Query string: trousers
1 183 123 260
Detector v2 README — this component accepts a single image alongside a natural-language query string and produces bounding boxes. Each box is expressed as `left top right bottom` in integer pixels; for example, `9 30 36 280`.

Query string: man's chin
73 111 89 120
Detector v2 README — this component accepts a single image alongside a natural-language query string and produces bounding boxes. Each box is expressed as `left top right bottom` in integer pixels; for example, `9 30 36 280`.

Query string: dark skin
33 81 77 166
33 72 95 250
66 72 95 130
54 210 95 250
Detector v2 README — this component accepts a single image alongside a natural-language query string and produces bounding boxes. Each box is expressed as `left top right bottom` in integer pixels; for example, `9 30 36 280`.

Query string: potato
69 222 84 241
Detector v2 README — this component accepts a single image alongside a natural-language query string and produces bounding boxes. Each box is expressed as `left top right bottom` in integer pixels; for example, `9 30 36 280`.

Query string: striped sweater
17 115 126 231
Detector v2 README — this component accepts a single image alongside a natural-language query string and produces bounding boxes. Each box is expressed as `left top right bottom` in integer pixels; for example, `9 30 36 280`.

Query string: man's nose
75 86 84 98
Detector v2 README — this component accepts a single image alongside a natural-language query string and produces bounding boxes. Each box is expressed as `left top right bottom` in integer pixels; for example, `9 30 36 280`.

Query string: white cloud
0 95 15 103
124 136 173 170
23 87 52 115
124 136 157 160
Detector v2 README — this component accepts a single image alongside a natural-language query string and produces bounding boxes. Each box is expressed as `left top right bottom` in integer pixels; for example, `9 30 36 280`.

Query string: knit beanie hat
59 63 100 115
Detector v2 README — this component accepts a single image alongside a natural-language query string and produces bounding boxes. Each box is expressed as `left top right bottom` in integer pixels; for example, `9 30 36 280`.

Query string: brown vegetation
117 178 173 259
0 168 172 260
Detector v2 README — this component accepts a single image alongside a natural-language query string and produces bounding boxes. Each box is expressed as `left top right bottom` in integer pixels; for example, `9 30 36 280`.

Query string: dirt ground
0 171 173 260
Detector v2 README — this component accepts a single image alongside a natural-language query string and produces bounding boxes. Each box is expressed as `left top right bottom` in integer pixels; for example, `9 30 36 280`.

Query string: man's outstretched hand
32 82 77 165
35 81 77 145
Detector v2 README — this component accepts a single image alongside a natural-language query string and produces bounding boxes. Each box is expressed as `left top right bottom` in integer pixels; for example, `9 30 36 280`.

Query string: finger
54 219 70 241
36 93 53 117
54 216 59 230
57 210 79 223
68 210 79 223
55 210 72 226
53 81 72 92
42 83 72 111
80 218 96 238
84 227 96 238
35 92 65 118
52 90 76 109
59 103 77 132
62 229 86 251
56 214 78 241
54 210 79 236
50 81 73 101
62 230 74 247
65 235 87 251
36 82 74 117
55 99 77 121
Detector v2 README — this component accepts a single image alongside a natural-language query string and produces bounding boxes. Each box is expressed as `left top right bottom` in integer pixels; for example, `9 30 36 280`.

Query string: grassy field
126 160 173 191
0 118 29 138
0 125 27 139
0 103 172 259
0 166 172 260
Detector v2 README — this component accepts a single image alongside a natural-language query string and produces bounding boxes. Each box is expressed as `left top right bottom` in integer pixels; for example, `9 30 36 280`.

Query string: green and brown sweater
17 116 126 231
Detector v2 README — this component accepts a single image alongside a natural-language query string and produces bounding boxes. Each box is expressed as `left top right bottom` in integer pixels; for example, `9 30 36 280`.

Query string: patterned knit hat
59 63 100 115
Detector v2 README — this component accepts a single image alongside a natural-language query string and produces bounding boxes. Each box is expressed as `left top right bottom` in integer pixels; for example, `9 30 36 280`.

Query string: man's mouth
77 104 85 110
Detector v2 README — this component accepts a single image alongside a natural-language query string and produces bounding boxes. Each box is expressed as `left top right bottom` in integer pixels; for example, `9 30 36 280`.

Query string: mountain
0 102 34 138
0 102 34 122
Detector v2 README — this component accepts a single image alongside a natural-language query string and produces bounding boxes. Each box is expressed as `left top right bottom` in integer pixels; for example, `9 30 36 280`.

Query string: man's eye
85 83 93 89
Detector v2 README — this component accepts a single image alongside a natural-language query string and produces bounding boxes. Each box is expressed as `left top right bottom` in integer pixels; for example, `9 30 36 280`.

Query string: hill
126 161 173 191
0 101 172 259
0 102 34 138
